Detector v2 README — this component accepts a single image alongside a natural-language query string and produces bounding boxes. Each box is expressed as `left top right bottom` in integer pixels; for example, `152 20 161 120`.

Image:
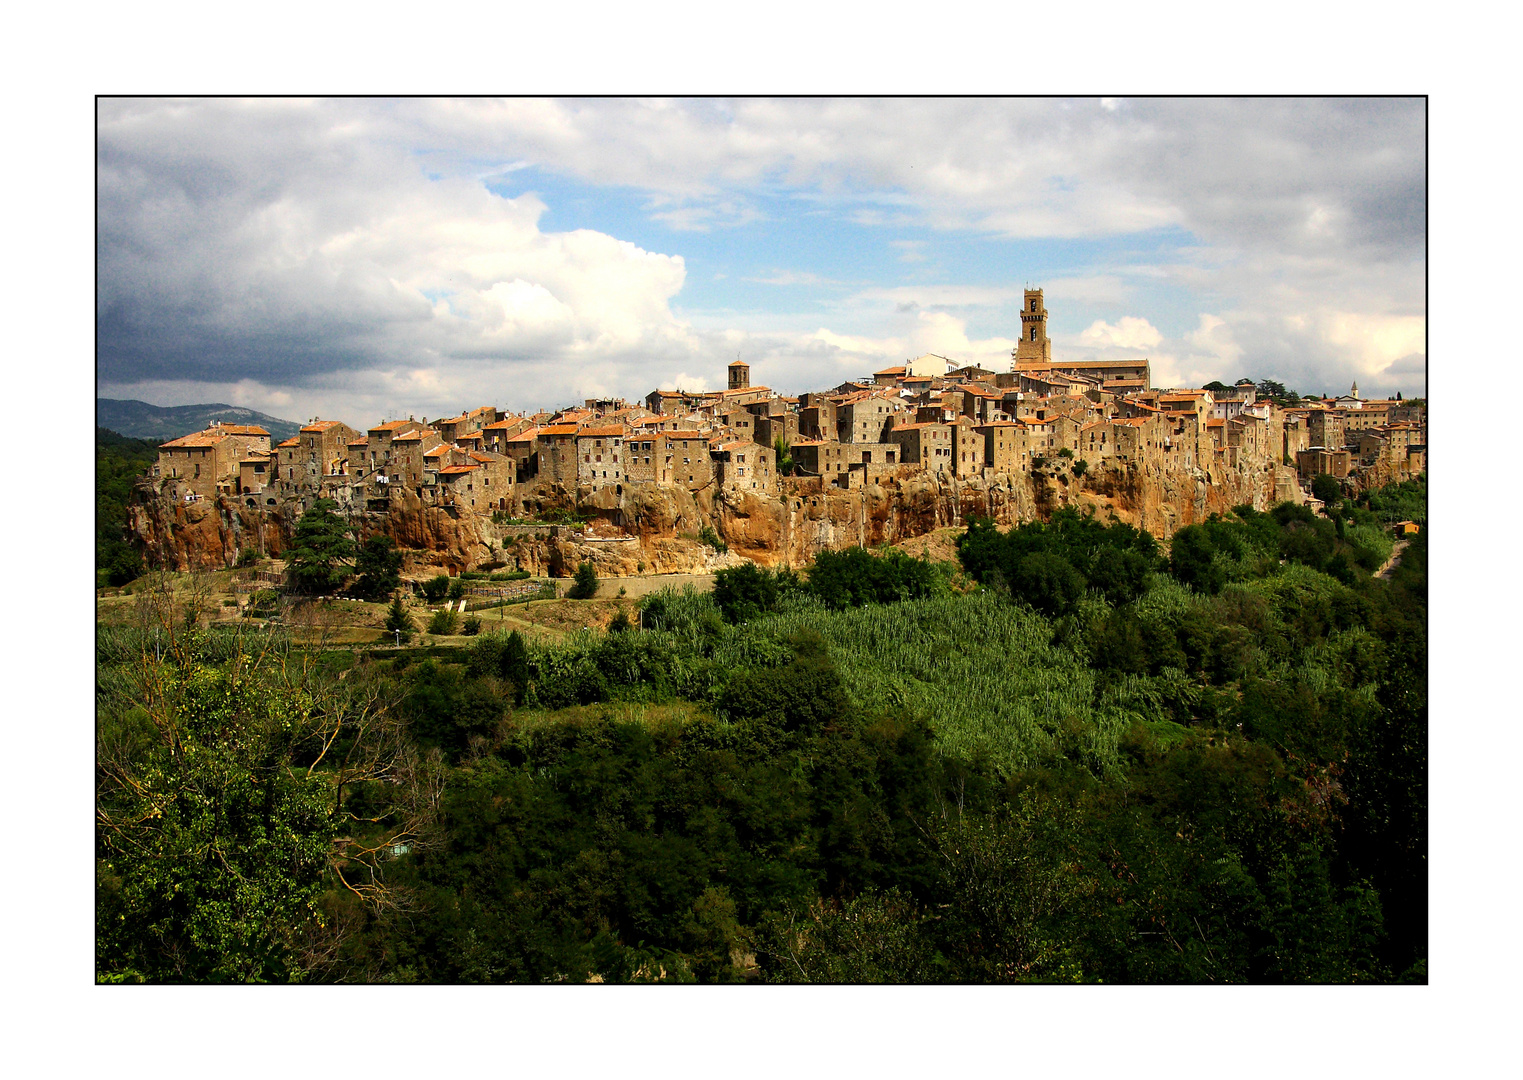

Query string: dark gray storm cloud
97 97 1425 419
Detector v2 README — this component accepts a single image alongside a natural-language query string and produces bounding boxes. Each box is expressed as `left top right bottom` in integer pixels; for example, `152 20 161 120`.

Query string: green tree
1168 524 1226 595
713 561 780 623
384 594 414 641
97 650 335 981
806 547 938 610
568 561 599 600
1311 473 1342 506
1010 551 1085 617
421 574 451 602
287 499 355 594
774 436 795 476
96 428 158 587
353 535 402 599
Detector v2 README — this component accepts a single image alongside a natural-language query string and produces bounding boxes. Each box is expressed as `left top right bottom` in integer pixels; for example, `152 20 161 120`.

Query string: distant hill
96 399 304 444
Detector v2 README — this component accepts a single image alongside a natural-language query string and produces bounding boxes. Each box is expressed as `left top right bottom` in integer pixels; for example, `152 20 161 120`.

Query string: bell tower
728 359 750 390
1015 287 1052 365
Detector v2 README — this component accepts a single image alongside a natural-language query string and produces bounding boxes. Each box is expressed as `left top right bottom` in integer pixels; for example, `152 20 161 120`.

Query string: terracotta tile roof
874 365 907 376
437 464 480 475
213 424 271 435
300 420 344 432
435 414 471 426
505 426 541 442
347 438 368 447
368 420 415 432
537 424 579 436
576 425 628 438
469 452 496 463
160 432 225 448
424 444 452 457
392 430 430 442
483 419 519 430
276 436 301 447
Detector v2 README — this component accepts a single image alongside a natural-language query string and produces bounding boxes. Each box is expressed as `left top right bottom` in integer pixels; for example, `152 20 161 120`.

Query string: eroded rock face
127 488 292 572
126 457 1305 577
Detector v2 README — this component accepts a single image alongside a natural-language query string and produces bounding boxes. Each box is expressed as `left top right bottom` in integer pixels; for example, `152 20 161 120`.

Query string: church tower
728 359 750 390
1014 287 1052 365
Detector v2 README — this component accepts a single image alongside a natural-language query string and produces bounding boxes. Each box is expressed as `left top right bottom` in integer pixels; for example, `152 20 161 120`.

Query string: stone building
1307 410 1346 452
791 439 851 478
1014 288 1053 365
1296 447 1353 479
156 423 272 501
885 422 955 475
978 421 1027 474
534 424 582 486
836 392 907 444
665 433 718 490
714 439 777 492
576 425 629 490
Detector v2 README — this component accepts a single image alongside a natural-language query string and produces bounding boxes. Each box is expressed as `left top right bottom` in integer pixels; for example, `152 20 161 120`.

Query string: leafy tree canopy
287 499 355 594
568 561 599 600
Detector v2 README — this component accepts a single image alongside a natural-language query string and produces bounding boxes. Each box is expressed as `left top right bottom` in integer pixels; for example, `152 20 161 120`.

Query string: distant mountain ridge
96 399 304 444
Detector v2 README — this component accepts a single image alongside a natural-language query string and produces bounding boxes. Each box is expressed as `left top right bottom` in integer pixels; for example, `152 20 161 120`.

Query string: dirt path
1375 539 1410 579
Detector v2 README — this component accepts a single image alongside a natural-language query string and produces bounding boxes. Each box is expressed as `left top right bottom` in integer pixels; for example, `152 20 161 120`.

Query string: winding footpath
1375 538 1411 580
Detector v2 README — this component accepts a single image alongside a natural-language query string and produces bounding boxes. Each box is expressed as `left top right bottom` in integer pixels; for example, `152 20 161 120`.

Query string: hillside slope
97 398 303 443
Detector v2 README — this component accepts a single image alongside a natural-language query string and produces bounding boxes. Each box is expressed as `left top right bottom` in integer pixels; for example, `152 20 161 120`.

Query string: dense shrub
807 547 939 610
568 561 599 600
698 525 728 553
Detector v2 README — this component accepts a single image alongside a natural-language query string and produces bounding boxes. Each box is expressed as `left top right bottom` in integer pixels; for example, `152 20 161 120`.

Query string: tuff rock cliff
126 456 1301 577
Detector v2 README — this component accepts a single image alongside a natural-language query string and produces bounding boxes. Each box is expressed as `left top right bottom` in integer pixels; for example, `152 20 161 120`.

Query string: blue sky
96 97 1426 423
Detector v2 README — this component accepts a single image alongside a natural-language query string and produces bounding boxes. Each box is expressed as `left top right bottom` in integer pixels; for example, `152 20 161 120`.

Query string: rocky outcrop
126 456 1304 576
127 484 292 573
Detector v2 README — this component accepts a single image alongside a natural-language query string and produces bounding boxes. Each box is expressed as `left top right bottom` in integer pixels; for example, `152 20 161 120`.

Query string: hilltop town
141 288 1426 572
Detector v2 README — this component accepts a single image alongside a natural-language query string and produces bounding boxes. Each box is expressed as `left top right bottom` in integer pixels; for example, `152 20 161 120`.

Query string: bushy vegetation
96 428 157 587
353 535 402 599
567 561 599 600
697 524 728 554
98 481 1425 984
